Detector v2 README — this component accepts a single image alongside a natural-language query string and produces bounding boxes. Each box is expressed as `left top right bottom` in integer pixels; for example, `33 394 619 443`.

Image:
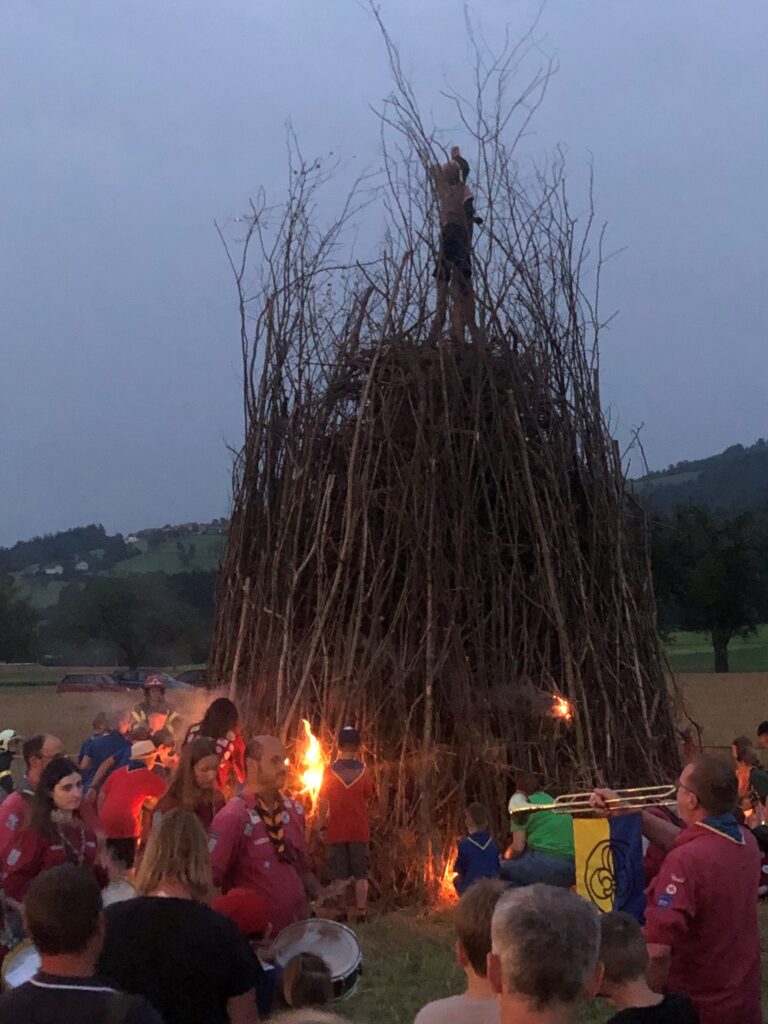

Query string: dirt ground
0 671 764 776
675 672 768 752
0 686 218 783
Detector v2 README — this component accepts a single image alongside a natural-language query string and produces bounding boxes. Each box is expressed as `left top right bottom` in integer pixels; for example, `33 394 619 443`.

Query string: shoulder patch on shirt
208 837 218 852
665 883 677 895
293 801 304 815
6 848 21 866
6 813 19 831
670 873 685 883
656 892 674 909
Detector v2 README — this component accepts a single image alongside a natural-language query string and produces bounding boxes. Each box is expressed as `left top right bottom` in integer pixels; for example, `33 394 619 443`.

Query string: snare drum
1 940 41 991
272 918 363 999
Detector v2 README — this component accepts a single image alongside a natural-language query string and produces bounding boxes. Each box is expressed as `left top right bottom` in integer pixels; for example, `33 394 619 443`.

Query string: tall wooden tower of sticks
210 32 680 898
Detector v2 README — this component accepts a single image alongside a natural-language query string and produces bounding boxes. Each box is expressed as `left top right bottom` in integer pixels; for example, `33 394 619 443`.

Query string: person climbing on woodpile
432 158 473 294
451 145 483 237
430 150 482 342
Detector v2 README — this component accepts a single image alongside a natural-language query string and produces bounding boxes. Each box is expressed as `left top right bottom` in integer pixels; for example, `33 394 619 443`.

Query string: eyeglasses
676 779 699 799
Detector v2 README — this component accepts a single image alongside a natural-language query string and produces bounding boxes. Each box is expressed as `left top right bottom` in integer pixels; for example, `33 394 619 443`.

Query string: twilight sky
2 1 767 546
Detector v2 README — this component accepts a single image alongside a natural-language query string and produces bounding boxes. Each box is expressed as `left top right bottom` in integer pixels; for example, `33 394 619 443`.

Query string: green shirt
509 791 574 860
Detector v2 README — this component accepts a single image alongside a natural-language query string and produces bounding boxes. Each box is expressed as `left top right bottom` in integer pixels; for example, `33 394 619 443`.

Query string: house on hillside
44 564 63 576
126 534 139 544
75 560 89 571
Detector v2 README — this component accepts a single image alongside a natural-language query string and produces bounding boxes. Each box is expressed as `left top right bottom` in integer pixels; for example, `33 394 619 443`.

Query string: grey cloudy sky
2 1 767 547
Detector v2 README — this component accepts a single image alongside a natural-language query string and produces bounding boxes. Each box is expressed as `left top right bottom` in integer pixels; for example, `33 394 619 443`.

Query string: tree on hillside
0 575 39 660
49 575 209 667
652 506 766 671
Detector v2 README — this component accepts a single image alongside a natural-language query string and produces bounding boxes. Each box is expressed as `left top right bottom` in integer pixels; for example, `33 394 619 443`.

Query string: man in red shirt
596 754 761 1024
316 726 375 918
98 740 166 867
209 735 320 936
0 734 64 860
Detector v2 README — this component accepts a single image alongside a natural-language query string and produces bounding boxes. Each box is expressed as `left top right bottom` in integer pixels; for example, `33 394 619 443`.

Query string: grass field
347 905 768 1023
113 534 224 576
664 625 768 673
0 663 202 687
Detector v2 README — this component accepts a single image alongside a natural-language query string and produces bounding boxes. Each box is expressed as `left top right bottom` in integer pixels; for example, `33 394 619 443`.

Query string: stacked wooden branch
210 34 680 900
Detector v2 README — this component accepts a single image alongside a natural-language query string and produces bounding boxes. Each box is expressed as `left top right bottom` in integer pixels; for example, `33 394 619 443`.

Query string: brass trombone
510 784 677 816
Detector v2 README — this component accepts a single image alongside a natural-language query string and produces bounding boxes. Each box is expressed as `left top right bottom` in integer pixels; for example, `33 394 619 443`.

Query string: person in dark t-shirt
0 863 160 1024
98 808 259 1024
597 911 699 1024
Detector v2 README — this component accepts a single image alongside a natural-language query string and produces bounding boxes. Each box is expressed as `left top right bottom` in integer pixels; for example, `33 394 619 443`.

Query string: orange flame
425 856 459 906
552 694 573 721
437 860 459 905
297 718 328 812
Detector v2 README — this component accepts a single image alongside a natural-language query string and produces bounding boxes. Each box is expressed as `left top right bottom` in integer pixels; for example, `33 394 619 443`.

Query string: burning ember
552 694 574 721
296 718 328 812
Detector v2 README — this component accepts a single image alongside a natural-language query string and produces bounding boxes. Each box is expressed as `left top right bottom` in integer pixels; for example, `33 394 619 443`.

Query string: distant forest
0 523 220 667
634 439 768 520
3 441 768 671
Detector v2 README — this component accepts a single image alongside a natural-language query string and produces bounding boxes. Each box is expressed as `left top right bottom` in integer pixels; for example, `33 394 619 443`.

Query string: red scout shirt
0 788 33 861
99 764 167 839
208 792 310 935
320 760 375 844
643 820 762 1024
2 817 100 902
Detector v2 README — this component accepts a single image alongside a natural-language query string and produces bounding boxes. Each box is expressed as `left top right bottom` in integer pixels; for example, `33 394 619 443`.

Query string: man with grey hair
488 884 604 1022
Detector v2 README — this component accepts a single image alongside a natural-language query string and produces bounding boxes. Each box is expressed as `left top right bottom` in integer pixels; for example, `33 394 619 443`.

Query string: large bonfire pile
210 25 680 900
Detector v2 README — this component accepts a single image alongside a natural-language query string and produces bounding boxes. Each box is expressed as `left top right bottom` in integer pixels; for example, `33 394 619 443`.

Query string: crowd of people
0 678 766 1024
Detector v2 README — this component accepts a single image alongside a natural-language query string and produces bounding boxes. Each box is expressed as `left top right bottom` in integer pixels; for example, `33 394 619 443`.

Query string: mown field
664 625 768 673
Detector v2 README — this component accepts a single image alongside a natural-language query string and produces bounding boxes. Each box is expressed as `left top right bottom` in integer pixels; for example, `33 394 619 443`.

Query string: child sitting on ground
453 802 500 895
598 911 699 1023
414 878 505 1024
282 952 333 1009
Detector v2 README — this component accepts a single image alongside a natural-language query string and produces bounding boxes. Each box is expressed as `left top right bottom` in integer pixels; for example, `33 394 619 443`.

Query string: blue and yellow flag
573 813 645 920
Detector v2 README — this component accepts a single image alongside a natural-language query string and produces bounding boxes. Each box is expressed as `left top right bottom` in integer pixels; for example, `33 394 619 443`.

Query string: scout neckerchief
698 812 744 844
467 830 493 851
331 758 364 787
253 794 289 862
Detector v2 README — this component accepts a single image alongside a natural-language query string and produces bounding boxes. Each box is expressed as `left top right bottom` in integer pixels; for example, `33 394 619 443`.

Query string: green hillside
2 523 226 614
633 439 768 517
113 534 224 576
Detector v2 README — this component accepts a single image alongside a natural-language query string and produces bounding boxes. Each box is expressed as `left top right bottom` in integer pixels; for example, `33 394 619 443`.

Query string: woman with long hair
135 807 215 902
145 737 224 841
99 810 260 1024
2 757 100 902
184 698 245 792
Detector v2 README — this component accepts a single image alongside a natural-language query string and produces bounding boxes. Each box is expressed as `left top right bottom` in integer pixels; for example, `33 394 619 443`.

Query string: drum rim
272 917 363 976
1 939 41 991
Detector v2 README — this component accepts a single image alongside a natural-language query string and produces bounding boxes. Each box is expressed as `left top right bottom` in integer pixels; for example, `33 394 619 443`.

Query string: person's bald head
245 735 288 794
24 734 65 785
